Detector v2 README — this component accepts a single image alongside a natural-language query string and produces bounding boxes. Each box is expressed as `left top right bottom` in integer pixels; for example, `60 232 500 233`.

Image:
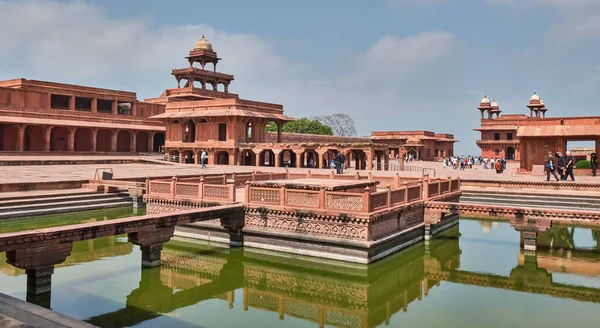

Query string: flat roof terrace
247 178 378 191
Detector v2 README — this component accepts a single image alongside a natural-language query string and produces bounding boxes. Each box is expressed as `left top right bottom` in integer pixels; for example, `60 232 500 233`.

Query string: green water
0 207 145 233
1 215 600 327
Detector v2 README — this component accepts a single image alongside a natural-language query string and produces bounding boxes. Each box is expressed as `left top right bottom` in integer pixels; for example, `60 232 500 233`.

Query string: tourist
564 151 575 181
546 151 560 181
330 158 336 170
200 150 207 169
340 153 346 173
591 153 598 177
494 159 502 174
556 152 565 180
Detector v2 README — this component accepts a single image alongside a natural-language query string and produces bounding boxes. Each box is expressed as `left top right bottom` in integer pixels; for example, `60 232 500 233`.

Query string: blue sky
1 0 599 154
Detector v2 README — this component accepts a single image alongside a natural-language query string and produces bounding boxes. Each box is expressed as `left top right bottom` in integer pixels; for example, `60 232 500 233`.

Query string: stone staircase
0 189 133 219
459 189 600 212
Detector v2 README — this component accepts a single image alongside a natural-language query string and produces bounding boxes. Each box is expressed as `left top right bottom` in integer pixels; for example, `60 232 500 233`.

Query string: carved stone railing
145 176 235 203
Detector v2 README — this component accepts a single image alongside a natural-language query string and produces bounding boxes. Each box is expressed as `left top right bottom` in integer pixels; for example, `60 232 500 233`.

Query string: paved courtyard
0 156 598 184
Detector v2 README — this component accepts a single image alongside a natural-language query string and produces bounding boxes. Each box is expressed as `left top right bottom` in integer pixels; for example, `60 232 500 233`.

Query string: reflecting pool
1 218 600 328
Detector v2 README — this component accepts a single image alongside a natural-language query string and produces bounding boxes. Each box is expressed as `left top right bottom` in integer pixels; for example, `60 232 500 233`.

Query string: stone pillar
148 132 155 153
295 151 302 168
179 152 184 164
254 150 261 167
110 130 118 152
130 132 137 152
273 150 281 167
90 128 98 152
44 126 52 152
111 99 118 115
522 231 538 251
366 151 374 171
128 226 175 268
17 124 26 151
131 189 145 215
5 243 73 309
69 96 75 111
67 128 75 151
91 98 97 113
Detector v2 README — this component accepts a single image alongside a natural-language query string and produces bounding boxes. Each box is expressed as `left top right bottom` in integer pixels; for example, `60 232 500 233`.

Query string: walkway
0 293 95 328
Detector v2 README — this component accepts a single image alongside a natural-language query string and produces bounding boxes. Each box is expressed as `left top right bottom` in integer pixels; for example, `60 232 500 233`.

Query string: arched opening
116 130 130 152
50 127 69 151
96 130 112 152
279 150 296 168
259 149 275 166
406 148 417 162
136 131 148 152
183 121 196 142
153 132 165 152
182 150 194 164
25 126 45 151
300 149 318 168
265 120 281 143
169 150 180 163
74 128 93 151
351 150 367 170
215 151 229 165
322 149 338 169
0 124 19 151
505 147 515 160
245 120 255 142
240 149 256 166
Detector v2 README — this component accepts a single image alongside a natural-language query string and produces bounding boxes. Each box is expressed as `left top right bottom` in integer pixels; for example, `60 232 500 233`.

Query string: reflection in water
2 221 600 327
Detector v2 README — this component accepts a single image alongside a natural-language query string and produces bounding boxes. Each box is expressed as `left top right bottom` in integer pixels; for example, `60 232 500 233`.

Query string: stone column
179 152 184 164
91 98 97 113
111 99 118 115
90 128 98 152
522 231 538 251
295 151 302 168
130 132 137 152
68 128 76 151
17 124 26 151
148 132 155 153
273 150 281 167
5 243 73 309
110 130 118 152
366 151 374 171
44 126 52 152
254 150 261 167
69 96 75 111
128 226 175 268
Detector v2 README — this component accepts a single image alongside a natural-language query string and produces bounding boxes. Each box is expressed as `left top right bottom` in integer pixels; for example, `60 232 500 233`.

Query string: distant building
370 131 457 160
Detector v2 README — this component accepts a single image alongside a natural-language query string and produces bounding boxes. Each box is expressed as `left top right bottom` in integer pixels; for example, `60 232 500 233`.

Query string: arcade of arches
168 145 391 170
0 123 165 153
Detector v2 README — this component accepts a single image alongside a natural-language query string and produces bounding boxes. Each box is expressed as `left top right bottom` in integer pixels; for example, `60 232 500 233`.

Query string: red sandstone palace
0 35 456 167
475 94 600 171
0 79 166 153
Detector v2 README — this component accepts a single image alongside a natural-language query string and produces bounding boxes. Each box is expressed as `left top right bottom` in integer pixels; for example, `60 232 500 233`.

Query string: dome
490 100 499 107
539 98 545 105
481 95 490 104
194 35 213 51
530 92 540 101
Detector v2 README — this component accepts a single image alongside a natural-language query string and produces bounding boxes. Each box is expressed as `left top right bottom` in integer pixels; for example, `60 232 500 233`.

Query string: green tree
266 118 333 135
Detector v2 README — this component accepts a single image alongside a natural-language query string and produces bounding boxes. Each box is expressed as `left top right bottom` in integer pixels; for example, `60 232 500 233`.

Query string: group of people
328 153 347 174
441 156 506 173
545 151 576 182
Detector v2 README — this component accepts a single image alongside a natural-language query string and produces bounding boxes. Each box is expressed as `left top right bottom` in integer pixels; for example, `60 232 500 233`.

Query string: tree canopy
266 118 333 135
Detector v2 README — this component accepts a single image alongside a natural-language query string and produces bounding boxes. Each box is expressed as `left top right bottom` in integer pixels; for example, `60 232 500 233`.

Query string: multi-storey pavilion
370 131 457 160
0 79 166 153
150 36 392 170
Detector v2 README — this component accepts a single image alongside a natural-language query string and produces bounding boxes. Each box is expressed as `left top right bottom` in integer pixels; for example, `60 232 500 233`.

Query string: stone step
0 201 134 220
459 196 600 211
0 194 133 213
460 194 600 206
0 192 132 208
461 189 600 201
0 189 101 202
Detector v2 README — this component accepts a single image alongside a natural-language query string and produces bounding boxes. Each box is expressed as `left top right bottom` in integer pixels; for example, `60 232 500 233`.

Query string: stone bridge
424 201 600 250
0 204 244 306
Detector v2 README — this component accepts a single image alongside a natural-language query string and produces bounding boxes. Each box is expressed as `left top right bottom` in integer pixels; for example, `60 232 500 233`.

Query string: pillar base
229 231 244 247
140 244 163 268
522 231 537 251
128 226 175 269
26 265 54 296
